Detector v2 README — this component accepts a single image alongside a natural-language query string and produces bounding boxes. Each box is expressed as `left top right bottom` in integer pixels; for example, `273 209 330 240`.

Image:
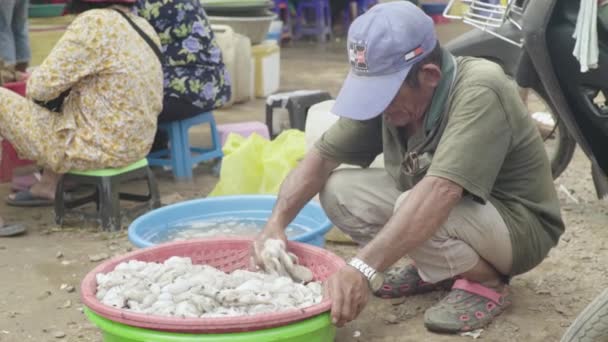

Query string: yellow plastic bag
209 129 306 196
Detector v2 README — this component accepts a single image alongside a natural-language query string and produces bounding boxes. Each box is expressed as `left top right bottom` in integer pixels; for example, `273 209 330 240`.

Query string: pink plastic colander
80 238 345 334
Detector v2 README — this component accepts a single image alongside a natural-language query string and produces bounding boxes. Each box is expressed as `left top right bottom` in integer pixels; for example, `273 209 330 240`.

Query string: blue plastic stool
147 112 223 180
294 0 332 42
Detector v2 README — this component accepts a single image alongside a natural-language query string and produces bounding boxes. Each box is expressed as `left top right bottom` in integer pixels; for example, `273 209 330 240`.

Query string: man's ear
418 64 442 88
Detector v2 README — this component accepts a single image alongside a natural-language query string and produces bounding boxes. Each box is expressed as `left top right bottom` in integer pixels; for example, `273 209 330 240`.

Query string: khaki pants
319 168 513 283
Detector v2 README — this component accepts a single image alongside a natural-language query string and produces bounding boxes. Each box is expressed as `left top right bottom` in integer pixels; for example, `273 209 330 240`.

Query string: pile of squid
96 239 322 318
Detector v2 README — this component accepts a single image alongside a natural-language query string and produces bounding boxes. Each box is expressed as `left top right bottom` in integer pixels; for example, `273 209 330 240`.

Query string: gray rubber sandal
424 278 511 333
374 264 454 299
0 223 26 237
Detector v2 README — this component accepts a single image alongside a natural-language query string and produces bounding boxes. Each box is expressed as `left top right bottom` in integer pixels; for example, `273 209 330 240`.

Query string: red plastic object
431 14 451 24
2 80 27 96
81 238 345 334
1 79 34 182
0 141 34 182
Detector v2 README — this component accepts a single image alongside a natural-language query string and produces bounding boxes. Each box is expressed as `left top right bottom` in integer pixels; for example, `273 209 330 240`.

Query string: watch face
370 273 385 292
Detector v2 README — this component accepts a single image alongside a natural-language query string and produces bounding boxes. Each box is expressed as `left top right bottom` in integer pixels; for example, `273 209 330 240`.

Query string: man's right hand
252 224 288 270
250 149 339 271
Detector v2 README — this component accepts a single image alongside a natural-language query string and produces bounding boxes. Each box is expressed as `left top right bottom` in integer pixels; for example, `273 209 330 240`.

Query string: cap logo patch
404 46 424 62
349 41 369 72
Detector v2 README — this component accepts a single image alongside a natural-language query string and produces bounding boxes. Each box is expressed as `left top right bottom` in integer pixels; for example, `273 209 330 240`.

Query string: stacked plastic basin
81 195 338 341
203 0 277 44
82 239 344 342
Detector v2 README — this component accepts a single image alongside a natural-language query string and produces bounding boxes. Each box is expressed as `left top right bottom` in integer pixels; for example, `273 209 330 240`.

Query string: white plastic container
212 24 254 106
252 41 280 98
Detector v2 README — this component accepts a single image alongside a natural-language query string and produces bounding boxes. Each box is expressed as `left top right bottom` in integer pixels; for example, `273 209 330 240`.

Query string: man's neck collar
423 49 457 132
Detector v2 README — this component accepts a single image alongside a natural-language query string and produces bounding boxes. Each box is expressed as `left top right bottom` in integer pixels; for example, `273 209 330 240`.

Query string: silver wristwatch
348 257 385 292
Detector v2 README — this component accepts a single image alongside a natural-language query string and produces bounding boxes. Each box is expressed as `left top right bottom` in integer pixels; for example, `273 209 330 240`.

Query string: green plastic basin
85 308 336 342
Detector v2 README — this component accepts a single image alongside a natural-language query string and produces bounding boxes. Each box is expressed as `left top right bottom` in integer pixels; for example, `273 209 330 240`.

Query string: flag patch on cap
404 46 424 62
349 41 369 72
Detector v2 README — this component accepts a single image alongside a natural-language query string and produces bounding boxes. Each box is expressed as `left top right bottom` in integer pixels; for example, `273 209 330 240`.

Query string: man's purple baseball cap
332 1 437 121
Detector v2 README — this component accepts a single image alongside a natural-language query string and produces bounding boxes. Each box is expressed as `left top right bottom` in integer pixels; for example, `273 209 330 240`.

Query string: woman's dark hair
67 0 135 14
404 42 443 88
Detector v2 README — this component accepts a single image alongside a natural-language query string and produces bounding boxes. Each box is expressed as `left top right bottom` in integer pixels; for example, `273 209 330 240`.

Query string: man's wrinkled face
383 82 428 127
382 64 442 127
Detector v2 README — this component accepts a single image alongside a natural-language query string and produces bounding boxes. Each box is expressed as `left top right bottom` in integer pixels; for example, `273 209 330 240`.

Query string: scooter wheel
533 89 577 179
561 289 608 342
549 116 576 179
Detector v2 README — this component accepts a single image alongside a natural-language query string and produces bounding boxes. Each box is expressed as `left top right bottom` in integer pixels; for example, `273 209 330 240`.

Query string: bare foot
28 182 56 200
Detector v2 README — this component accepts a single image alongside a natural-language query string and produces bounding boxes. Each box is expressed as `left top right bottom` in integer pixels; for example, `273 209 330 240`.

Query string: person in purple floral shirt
135 0 231 150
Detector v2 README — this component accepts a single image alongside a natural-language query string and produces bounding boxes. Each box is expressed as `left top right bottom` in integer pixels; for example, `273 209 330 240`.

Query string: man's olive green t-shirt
315 57 565 275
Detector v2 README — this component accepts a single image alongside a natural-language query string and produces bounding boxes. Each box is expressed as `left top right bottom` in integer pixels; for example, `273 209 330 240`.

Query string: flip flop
6 190 54 207
0 223 26 237
374 264 454 299
424 278 512 333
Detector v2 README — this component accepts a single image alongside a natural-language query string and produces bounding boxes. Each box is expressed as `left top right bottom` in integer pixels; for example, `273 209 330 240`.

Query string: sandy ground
1 22 608 342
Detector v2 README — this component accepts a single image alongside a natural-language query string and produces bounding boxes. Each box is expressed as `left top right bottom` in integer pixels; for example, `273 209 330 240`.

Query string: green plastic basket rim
69 159 148 177
85 308 333 342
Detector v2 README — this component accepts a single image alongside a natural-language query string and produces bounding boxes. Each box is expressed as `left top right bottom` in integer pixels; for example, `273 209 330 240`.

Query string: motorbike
444 0 608 199
443 1 608 340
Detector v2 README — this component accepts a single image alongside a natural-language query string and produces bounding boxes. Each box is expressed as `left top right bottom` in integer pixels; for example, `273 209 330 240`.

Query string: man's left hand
325 265 370 327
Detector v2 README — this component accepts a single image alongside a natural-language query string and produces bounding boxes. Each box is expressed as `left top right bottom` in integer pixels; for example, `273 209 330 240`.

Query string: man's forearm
268 149 339 230
357 176 463 272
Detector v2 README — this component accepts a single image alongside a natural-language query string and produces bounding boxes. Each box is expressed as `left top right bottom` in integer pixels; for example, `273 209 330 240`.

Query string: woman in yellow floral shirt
0 0 163 206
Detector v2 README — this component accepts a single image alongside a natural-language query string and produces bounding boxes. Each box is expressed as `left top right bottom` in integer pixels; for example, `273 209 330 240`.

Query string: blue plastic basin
128 195 333 248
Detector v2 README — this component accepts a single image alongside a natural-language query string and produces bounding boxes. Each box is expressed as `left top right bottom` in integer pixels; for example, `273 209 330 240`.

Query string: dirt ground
1 23 608 342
